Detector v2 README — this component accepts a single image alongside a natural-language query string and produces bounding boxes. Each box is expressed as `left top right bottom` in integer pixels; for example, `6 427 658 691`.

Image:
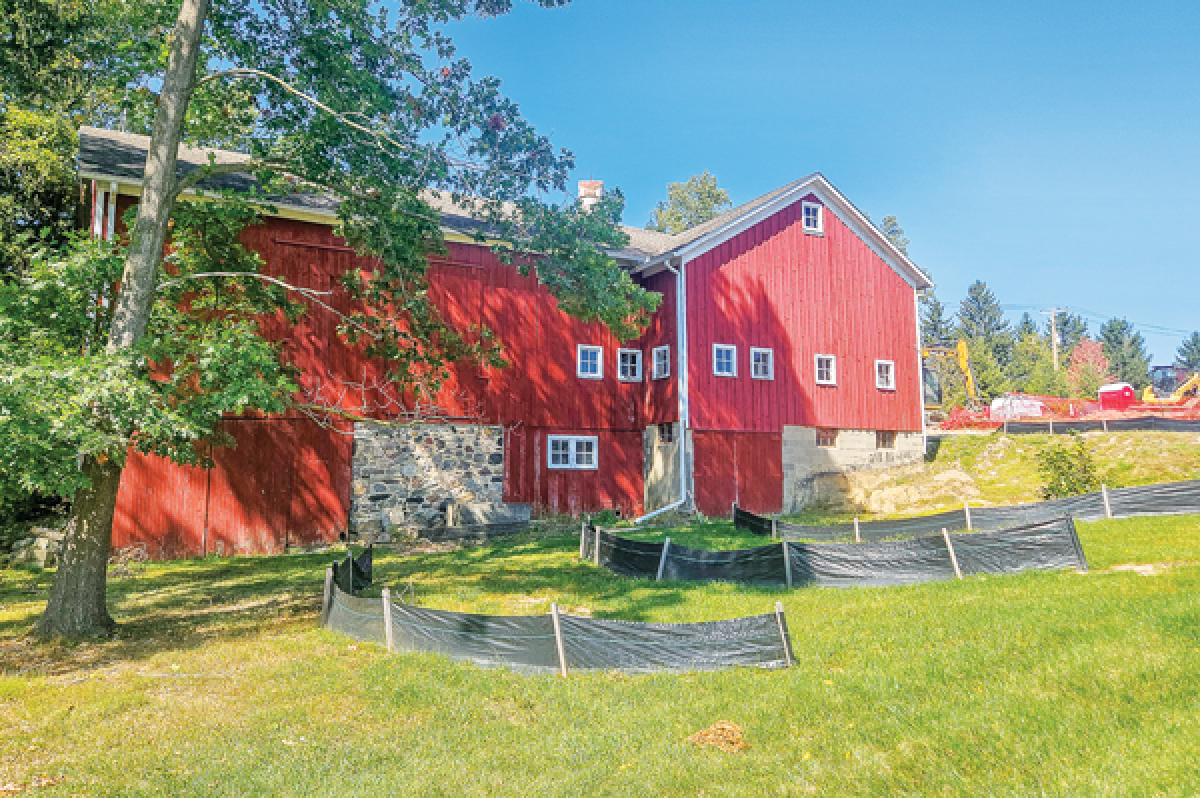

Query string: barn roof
77 127 931 288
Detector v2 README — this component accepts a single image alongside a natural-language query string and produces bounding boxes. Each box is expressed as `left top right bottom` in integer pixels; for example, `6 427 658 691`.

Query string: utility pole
1041 307 1061 371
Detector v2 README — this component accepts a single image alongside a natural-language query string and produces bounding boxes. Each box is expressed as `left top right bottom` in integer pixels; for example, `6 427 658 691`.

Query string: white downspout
632 256 691 524
914 288 928 454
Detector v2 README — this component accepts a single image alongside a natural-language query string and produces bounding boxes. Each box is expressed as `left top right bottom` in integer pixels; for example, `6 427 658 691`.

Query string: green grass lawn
2 515 1199 796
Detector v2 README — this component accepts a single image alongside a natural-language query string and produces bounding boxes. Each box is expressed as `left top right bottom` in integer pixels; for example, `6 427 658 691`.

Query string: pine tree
957 280 1013 366
1047 310 1088 358
1016 312 1038 339
1099 318 1152 389
920 293 956 347
1176 331 1200 371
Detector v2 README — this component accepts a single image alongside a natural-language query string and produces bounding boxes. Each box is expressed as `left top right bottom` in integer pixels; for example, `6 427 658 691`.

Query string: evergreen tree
876 215 909 255
957 280 1013 366
920 293 956 347
1099 318 1152 389
1008 331 1064 396
1016 312 1038 339
1047 310 1088 358
1176 331 1200 371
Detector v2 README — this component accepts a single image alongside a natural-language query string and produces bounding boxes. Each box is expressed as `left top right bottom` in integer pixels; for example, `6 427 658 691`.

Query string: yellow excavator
1141 370 1200 406
922 339 980 413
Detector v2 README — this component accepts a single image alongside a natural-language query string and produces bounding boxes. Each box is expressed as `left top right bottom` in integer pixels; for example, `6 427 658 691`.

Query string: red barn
79 127 931 557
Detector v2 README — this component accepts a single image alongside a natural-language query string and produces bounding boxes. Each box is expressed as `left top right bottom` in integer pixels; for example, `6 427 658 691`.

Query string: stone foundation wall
782 426 924 512
351 422 505 535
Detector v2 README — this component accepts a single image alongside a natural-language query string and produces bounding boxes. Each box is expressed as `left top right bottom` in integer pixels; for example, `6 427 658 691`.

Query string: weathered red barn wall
692 431 783 517
504 427 644 518
112 418 351 558
686 194 921 434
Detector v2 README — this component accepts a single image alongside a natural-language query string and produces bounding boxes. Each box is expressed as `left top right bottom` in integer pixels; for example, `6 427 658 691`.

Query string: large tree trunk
36 0 210 639
34 456 122 638
108 0 210 349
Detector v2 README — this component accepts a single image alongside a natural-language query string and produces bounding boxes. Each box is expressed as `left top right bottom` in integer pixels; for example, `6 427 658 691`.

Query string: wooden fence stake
1049 419 1055 435
1102 419 1109 433
1102 484 1113 519
579 519 587 559
550 603 569 678
963 501 973 530
782 539 793 588
942 527 963 580
771 518 778 539
774 601 793 668
853 517 861 543
320 565 334 628
382 587 394 653
731 501 737 520
656 537 671 582
593 524 601 567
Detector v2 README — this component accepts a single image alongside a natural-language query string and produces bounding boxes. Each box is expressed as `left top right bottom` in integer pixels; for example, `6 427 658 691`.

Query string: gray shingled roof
77 127 925 285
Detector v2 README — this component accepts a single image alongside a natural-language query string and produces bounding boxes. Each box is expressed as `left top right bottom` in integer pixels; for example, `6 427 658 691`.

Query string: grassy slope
821 430 1200 519
2 515 1200 796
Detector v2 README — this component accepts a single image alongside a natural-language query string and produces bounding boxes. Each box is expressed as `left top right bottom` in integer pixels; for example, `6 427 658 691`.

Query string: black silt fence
733 479 1200 543
582 517 1087 588
332 546 374 595
320 576 794 673
1000 417 1200 435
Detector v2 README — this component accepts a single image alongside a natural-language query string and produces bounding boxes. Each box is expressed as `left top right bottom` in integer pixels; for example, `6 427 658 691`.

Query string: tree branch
154 271 380 339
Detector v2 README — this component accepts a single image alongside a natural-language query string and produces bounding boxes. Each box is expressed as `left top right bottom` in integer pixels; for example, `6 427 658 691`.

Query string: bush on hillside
1036 432 1100 499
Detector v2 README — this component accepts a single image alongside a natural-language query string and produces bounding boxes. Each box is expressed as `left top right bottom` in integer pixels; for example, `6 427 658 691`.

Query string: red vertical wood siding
112 418 350 557
686 194 921 434
112 451 209 559
503 427 644 518
692 431 783 517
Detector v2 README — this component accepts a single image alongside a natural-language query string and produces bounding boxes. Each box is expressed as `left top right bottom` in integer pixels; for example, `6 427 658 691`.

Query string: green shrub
590 509 619 526
1036 432 1100 499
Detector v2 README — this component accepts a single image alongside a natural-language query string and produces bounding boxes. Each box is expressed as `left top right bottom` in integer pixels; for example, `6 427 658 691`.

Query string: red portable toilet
1098 382 1136 411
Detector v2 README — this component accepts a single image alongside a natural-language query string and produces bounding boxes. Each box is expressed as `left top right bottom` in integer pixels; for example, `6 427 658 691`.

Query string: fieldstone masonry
782 425 924 512
351 422 505 536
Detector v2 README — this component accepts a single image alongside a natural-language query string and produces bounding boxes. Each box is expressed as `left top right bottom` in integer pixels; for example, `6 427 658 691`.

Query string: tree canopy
1176 331 1200 371
1099 318 1151 390
646 171 732 234
1 0 661 637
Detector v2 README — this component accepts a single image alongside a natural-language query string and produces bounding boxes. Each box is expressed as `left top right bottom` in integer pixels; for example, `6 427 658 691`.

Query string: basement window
802 201 824 234
875 360 896 391
618 349 643 382
713 344 737 377
577 345 603 379
816 428 838 448
751 347 774 380
657 423 675 444
815 354 837 385
548 435 599 469
652 345 670 379
877 430 896 449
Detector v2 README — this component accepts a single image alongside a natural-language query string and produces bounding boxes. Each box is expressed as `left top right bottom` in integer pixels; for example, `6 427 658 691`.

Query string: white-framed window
750 347 774 380
802 201 824 234
875 359 896 391
713 344 737 377
815 354 837 385
547 435 599 470
877 430 896 449
816 428 838 448
652 345 671 379
576 345 603 379
618 349 642 382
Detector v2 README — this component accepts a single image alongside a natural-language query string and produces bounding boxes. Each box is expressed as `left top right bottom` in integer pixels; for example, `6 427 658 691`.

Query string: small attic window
802 202 823 235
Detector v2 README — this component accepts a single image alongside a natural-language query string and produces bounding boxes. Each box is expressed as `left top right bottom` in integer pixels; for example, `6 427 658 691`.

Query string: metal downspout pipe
633 257 691 525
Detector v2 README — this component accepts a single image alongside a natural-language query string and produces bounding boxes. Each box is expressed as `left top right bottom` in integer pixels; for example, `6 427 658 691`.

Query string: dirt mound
685 721 750 753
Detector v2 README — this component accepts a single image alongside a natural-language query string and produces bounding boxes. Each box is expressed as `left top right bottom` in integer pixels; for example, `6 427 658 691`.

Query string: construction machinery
922 339 980 414
1141 369 1200 406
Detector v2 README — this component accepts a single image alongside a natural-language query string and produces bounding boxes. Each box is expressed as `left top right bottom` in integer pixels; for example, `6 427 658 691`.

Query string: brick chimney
578 179 604 211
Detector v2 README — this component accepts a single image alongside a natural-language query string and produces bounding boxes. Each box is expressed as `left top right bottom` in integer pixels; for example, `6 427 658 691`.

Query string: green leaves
1036 432 1100 499
646 171 732 234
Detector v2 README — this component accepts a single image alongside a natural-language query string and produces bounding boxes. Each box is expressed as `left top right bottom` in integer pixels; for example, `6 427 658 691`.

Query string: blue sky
445 0 1200 363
